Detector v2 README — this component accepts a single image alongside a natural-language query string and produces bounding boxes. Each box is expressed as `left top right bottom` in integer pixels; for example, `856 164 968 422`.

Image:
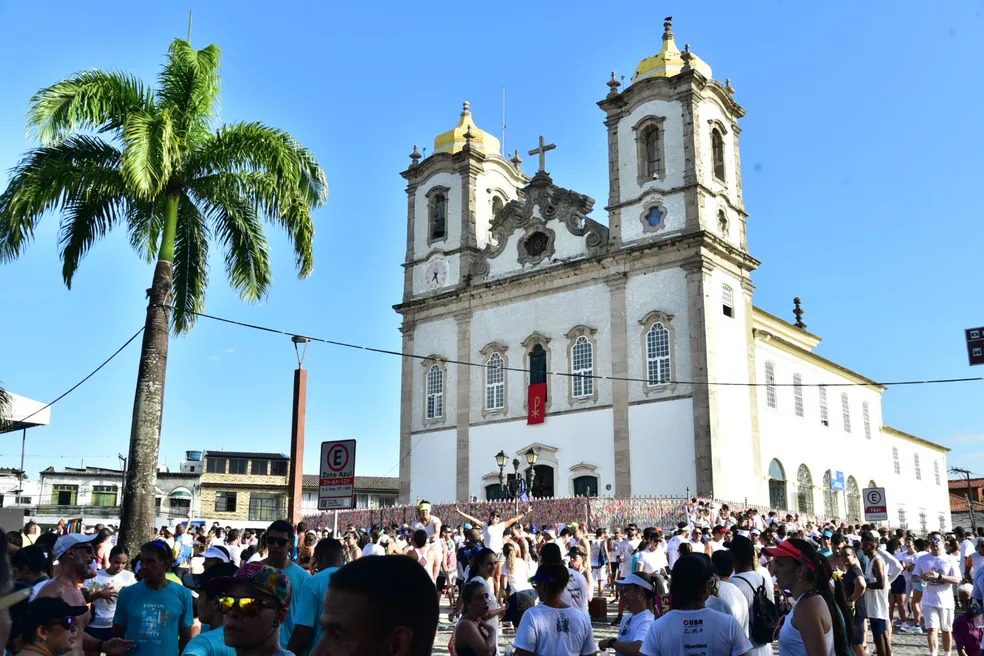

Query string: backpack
735 573 781 645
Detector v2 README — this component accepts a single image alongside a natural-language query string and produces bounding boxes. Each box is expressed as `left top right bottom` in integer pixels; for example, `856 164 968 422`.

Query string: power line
170 305 984 389
2 327 144 430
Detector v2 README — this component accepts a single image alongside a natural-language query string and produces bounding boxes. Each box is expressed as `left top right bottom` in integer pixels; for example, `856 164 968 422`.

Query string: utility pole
287 336 310 526
951 467 977 532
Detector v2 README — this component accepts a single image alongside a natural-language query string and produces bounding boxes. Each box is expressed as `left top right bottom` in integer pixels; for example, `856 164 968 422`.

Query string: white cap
615 573 654 592
53 533 99 560
203 545 230 562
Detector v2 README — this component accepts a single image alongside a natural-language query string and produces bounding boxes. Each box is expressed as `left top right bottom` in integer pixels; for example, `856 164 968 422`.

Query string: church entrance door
530 465 554 498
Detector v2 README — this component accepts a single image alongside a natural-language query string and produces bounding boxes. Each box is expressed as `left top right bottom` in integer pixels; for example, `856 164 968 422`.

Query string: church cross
528 135 556 174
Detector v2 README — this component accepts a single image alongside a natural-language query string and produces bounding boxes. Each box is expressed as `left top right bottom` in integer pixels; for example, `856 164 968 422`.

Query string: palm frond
157 39 220 151
28 70 154 144
190 174 271 301
171 194 209 334
121 107 176 198
0 137 124 263
0 383 11 429
126 197 165 263
58 172 132 288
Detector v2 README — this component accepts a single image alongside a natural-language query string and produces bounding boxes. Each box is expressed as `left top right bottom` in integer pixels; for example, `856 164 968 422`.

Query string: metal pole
287 366 308 525
333 510 338 537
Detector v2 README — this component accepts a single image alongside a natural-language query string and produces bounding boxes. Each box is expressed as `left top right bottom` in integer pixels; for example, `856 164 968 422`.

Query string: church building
393 20 951 529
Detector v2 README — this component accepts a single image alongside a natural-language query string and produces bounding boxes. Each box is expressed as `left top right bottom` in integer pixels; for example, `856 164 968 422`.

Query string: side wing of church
393 20 951 528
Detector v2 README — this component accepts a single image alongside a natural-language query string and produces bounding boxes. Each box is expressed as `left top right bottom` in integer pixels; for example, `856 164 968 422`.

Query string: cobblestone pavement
431 594 935 655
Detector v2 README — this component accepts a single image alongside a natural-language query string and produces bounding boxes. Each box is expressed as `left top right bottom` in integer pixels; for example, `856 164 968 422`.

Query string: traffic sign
831 471 845 492
862 487 887 521
966 327 984 366
318 439 356 511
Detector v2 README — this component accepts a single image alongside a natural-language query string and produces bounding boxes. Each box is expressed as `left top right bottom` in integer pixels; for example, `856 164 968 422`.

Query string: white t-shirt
618 538 641 576
561 567 591 614
913 552 958 608
590 539 607 569
413 515 441 540
960 539 975 575
641 607 752 656
513 604 596 656
618 609 655 644
638 549 666 575
484 523 506 554
362 542 385 557
504 557 533 593
707 580 750 637
83 568 137 628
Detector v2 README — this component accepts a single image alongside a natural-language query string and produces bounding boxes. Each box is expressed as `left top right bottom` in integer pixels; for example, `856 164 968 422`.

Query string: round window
525 232 548 257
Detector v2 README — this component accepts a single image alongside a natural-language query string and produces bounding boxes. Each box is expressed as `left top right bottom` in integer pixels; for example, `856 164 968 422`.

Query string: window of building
768 459 787 510
51 485 78 506
169 497 191 512
939 514 946 531
215 491 237 513
529 344 547 385
862 402 871 439
819 385 829 426
491 195 504 218
572 476 599 497
914 453 921 480
793 374 804 417
271 460 288 476
847 476 861 520
248 494 282 521
225 458 246 475
892 447 901 475
484 484 502 501
898 508 907 529
15 496 31 505
92 485 117 507
934 460 941 486
428 189 448 241
722 284 734 318
571 336 594 399
796 464 814 515
524 232 549 258
206 457 226 474
249 459 267 476
426 364 444 420
485 352 504 411
718 210 729 235
643 125 662 179
355 494 370 509
644 205 663 228
711 128 726 181
822 470 837 520
765 362 777 409
841 393 851 433
919 512 927 534
634 116 666 183
646 322 671 386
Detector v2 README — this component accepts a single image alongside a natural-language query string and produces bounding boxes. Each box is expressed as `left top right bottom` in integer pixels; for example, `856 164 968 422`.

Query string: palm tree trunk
119 196 177 554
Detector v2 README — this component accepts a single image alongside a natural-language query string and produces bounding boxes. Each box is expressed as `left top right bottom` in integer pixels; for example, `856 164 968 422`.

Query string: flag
528 382 546 425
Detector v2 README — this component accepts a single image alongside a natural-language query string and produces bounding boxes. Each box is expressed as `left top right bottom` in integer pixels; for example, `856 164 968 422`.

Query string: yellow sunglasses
217 596 279 615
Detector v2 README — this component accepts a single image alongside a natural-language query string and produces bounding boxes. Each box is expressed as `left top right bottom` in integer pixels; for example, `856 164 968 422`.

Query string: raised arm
455 506 482 526
502 507 530 529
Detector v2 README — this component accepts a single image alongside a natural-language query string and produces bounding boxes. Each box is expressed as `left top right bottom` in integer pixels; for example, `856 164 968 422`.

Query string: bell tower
598 17 748 252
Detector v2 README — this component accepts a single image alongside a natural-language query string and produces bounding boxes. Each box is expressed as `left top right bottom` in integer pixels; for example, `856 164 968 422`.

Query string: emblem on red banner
527 383 546 425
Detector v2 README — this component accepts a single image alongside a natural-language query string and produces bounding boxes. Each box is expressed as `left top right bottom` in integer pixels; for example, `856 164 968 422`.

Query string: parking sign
318 439 356 510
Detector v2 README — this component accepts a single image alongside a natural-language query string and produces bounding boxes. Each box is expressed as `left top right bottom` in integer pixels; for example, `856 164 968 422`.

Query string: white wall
616 99 687 202
410 317 458 432
628 399 696 496
409 429 458 503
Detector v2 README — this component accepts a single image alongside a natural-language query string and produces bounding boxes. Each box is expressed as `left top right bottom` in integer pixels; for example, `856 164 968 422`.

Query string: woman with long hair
765 538 851 656
452 580 497 656
467 548 506 655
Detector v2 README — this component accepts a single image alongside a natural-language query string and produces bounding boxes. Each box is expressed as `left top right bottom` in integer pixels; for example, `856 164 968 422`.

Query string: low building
300 475 400 516
948 477 984 531
200 451 290 527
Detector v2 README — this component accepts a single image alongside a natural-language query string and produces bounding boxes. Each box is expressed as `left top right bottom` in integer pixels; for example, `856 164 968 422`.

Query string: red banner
527 383 546 424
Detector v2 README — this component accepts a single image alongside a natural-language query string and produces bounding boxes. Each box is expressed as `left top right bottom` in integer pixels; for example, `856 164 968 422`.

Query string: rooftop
204 451 288 460
302 474 399 492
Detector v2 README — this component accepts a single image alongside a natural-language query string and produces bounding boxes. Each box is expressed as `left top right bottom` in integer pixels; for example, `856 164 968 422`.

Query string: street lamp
495 448 538 500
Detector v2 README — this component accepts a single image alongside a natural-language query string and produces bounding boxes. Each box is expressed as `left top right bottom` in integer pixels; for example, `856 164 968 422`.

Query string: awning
169 487 192 499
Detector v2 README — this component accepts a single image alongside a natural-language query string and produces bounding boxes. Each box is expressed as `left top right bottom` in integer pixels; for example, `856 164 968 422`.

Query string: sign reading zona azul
318 439 356 510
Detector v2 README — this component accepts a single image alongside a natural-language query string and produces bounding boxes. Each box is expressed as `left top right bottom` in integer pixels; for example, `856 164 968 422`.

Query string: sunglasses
266 537 289 547
47 616 77 631
217 596 280 616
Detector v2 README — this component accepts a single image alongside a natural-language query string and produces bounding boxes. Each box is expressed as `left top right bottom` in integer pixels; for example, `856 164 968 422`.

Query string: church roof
633 17 712 83
433 101 500 156
882 426 950 453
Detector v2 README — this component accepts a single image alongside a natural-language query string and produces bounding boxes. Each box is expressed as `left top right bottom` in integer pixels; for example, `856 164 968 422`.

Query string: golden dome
633 17 712 82
434 101 501 155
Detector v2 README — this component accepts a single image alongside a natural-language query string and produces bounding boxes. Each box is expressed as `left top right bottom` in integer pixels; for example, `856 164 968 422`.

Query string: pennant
528 382 546 425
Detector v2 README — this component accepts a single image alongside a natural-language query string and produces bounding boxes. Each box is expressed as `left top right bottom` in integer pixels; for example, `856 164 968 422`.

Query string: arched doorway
846 476 861 521
796 464 814 515
768 459 787 510
530 464 554 498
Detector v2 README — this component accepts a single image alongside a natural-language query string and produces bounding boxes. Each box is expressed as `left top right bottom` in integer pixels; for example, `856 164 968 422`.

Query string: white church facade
393 20 951 529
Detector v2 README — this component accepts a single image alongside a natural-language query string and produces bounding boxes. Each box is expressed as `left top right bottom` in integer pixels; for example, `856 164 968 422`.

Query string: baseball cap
203 546 231 563
24 597 88 636
182 561 239 590
528 562 569 586
615 574 654 592
53 533 100 560
567 546 586 558
208 561 291 607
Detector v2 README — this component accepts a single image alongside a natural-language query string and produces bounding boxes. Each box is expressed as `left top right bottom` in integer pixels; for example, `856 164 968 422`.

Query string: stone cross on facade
528 135 556 174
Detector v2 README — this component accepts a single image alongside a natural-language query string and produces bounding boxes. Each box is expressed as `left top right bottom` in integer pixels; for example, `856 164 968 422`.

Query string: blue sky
1 2 982 482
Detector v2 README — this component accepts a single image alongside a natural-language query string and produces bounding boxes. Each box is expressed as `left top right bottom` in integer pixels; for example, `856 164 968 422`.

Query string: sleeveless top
863 554 890 620
778 593 835 656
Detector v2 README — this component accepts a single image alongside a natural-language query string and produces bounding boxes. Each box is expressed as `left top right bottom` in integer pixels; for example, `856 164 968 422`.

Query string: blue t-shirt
292 567 339 653
280 562 311 647
181 627 236 656
113 580 194 656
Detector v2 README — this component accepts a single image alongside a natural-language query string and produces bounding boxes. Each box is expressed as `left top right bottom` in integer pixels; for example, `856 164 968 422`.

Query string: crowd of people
0 499 980 656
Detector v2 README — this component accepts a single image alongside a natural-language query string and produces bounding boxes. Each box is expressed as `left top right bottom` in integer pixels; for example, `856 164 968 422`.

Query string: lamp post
495 448 538 500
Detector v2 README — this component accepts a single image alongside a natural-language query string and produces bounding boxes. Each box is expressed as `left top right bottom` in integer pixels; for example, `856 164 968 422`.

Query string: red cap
762 540 816 570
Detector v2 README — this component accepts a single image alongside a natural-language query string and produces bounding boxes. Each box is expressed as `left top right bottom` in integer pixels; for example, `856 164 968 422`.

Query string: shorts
868 618 887 637
911 581 925 593
890 575 907 595
923 605 954 632
85 626 113 641
851 615 866 645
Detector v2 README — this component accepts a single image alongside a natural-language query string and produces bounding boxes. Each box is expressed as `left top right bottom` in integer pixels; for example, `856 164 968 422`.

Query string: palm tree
0 383 10 430
0 39 327 553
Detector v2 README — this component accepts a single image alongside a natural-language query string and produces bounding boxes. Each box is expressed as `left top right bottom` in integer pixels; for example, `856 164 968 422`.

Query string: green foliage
0 383 9 429
0 38 328 333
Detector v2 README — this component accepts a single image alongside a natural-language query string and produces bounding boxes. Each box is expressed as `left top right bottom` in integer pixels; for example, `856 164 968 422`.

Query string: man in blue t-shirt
287 538 344 655
262 520 311 647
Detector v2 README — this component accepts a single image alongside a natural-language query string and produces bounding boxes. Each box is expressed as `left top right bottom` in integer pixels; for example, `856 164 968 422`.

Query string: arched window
796 464 814 515
573 476 598 497
634 117 665 183
571 336 593 398
643 125 661 179
491 195 504 219
428 191 447 241
721 284 734 318
485 352 504 411
765 362 777 409
768 459 787 510
646 322 671 386
841 393 851 433
425 364 444 420
846 476 861 521
819 385 829 426
718 210 729 235
793 374 804 417
711 128 726 181
529 344 547 385
823 470 837 520
862 401 871 439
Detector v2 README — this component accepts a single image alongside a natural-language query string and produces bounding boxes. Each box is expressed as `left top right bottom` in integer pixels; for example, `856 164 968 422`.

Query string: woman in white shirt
456 506 529 599
599 573 655 655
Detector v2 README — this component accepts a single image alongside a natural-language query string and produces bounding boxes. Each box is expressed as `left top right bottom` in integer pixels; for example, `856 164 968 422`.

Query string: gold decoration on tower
433 101 501 155
633 17 712 82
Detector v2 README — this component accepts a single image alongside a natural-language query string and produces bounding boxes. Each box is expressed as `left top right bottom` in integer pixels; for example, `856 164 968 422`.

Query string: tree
0 39 327 553
0 383 10 430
